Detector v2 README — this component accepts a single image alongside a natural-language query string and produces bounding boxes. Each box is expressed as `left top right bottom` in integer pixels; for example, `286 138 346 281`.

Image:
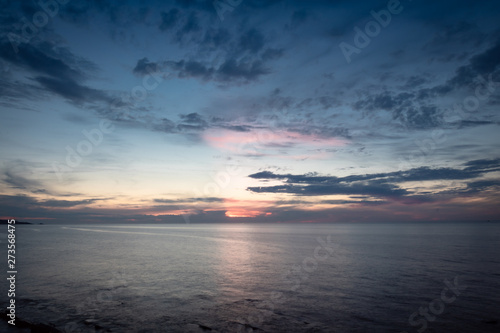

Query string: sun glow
225 210 272 218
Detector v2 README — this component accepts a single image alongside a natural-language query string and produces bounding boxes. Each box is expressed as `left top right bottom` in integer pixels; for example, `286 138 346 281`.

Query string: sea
1 222 499 333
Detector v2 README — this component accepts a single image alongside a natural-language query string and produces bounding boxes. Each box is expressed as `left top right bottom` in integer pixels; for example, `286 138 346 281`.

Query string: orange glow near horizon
225 209 271 218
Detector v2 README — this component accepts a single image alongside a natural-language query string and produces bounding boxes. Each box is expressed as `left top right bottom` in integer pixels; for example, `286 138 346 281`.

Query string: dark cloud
159 8 180 31
248 182 408 197
352 37 500 132
34 76 110 103
170 59 214 80
392 105 443 130
217 58 269 81
289 9 308 29
0 194 103 212
463 158 500 170
0 42 83 81
179 112 206 124
248 158 500 200
0 194 39 209
165 58 270 83
321 199 386 206
0 79 39 104
261 48 284 61
155 20 282 84
150 114 212 134
0 40 116 108
243 0 283 9
460 179 500 195
431 38 500 95
174 0 213 12
288 125 351 139
353 91 446 130
467 38 500 74
177 112 208 131
2 170 43 191
423 21 484 51
41 199 102 207
49 1 151 26
202 28 232 50
353 92 413 112
219 124 252 132
238 29 265 54
133 57 159 76
154 197 223 203
251 157 500 183
457 120 495 128
402 75 428 90
175 11 201 40
152 118 177 133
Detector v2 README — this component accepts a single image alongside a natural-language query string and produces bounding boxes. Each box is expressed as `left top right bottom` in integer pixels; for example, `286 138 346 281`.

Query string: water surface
2 222 499 332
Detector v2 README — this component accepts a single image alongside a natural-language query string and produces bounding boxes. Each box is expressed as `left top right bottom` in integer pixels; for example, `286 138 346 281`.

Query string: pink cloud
203 128 347 158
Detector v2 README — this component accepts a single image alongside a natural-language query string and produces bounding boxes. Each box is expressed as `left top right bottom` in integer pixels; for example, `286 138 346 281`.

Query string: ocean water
1 222 499 332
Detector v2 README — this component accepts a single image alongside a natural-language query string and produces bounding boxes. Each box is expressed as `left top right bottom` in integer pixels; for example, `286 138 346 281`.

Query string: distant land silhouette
0 219 33 224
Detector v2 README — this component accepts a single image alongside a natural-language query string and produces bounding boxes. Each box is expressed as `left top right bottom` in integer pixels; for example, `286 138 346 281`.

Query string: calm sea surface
1 223 499 332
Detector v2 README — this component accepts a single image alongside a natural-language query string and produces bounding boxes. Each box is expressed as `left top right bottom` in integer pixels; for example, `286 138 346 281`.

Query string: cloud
202 128 346 157
0 41 84 81
178 11 200 37
201 28 232 50
238 29 265 54
457 120 496 129
352 90 446 130
2 170 44 191
247 158 500 200
261 48 284 61
154 197 224 203
0 194 39 209
424 38 500 96
441 49 500 95
155 22 282 84
458 179 500 195
164 58 270 83
34 76 110 103
48 1 151 26
177 112 208 131
133 57 160 76
423 21 484 51
350 36 500 132
40 199 102 207
288 125 351 139
152 118 177 133
173 0 213 12
248 182 409 197
159 8 180 31
167 59 214 80
289 9 308 29
0 41 171 134
250 157 500 183
0 40 114 108
0 194 103 211
217 58 270 81
354 92 413 112
392 105 443 130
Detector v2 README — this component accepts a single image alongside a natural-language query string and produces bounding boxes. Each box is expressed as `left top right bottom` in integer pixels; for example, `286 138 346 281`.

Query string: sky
0 0 499 224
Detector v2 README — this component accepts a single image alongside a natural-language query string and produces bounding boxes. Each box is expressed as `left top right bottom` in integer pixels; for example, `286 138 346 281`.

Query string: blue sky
1 0 499 223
